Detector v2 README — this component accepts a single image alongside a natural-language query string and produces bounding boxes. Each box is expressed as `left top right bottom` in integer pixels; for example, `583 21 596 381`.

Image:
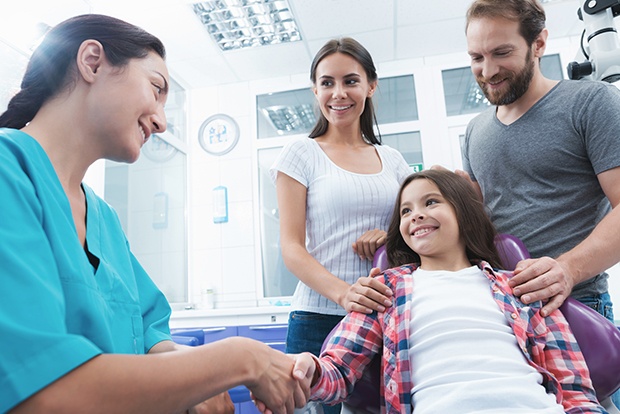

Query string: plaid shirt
311 262 605 414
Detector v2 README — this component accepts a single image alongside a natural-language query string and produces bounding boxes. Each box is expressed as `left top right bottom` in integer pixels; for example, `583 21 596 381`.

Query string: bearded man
461 0 620 356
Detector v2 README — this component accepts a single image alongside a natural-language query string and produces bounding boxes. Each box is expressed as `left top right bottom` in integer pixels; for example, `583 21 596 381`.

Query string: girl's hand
352 229 386 261
252 353 315 414
245 341 310 414
339 267 393 313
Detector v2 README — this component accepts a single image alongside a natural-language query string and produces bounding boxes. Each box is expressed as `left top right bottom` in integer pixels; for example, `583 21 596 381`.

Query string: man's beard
477 49 535 106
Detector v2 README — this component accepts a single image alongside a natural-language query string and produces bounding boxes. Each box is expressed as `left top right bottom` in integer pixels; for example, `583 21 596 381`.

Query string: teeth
331 105 351 110
139 125 146 140
413 228 433 236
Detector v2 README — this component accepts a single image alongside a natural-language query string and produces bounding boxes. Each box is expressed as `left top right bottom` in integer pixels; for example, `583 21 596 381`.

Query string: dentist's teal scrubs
0 129 172 412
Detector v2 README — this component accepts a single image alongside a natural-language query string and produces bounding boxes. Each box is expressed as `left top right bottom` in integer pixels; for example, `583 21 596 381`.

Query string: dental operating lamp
567 0 620 82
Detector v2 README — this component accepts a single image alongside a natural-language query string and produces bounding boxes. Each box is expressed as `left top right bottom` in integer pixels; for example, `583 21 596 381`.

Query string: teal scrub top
0 129 172 412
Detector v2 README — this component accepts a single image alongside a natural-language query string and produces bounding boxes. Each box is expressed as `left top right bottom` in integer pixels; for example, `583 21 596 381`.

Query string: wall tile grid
188 82 260 309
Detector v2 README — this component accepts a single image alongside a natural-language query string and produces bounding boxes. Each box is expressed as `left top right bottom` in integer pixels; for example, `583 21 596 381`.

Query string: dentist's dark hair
308 37 381 144
0 14 165 129
385 169 502 269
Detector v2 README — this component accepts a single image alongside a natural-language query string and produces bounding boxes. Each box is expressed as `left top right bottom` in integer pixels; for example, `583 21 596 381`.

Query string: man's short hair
466 0 546 46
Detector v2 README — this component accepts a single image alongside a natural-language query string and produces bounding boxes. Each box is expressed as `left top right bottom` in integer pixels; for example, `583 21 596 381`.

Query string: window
382 131 423 169
441 54 564 116
256 75 419 139
257 147 297 299
374 75 418 123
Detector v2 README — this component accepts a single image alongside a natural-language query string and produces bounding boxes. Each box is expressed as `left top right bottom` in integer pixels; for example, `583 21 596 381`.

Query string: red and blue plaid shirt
311 262 604 413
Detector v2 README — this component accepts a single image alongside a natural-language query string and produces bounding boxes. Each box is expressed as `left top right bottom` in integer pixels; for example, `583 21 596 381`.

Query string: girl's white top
408 266 564 413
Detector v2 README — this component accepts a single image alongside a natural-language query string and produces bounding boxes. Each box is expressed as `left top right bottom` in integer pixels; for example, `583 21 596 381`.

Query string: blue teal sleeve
0 137 101 412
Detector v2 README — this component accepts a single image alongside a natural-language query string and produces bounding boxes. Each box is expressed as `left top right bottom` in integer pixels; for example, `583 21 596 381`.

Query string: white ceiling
1 0 584 90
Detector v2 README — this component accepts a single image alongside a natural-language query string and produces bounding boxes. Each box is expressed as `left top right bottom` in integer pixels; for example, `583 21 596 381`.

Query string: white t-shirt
270 137 410 315
408 266 564 413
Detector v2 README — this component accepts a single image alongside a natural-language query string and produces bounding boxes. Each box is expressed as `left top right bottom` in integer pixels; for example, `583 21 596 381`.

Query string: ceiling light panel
192 0 301 51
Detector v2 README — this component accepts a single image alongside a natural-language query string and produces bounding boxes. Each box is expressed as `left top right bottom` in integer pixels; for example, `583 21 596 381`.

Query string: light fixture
192 0 302 51
262 104 315 135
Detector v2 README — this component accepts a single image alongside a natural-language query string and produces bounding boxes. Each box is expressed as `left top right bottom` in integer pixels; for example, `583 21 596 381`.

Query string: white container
201 287 215 309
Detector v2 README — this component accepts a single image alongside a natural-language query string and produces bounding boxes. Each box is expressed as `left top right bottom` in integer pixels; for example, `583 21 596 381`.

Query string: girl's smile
410 225 438 237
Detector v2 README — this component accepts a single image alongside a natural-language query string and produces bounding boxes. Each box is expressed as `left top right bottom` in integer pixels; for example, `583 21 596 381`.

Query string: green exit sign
410 163 424 172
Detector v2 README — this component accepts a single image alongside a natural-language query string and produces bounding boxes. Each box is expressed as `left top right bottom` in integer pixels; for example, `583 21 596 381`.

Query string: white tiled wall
188 82 261 309
124 151 188 303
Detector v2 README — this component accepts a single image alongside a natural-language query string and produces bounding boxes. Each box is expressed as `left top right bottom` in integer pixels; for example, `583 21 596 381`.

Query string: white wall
187 82 258 308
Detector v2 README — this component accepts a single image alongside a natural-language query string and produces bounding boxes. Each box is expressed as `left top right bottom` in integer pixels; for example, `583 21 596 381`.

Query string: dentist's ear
76 39 106 83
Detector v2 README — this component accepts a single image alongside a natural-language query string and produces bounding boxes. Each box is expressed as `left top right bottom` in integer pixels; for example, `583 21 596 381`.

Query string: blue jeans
287 311 344 414
577 293 619 409
578 292 615 323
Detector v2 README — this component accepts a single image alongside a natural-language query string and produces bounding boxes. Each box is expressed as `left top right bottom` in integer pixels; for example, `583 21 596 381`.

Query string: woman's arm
149 341 234 414
11 337 307 414
541 311 606 414
276 172 392 313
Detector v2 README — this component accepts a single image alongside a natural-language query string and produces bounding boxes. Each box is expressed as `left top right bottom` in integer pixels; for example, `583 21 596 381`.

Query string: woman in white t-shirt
270 36 410 414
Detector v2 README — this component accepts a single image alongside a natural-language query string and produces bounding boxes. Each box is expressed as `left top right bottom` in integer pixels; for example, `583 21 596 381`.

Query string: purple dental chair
321 234 620 413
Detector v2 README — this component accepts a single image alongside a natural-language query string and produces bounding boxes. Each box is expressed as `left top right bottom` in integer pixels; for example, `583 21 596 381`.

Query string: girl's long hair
385 169 503 269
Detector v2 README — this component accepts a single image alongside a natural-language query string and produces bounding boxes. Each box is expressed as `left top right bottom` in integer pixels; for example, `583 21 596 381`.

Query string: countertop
169 305 291 329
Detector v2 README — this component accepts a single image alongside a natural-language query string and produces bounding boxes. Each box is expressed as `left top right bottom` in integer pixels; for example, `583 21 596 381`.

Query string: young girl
291 170 604 413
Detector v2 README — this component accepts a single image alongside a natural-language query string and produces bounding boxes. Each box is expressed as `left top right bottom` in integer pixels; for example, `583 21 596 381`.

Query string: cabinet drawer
237 324 287 341
202 326 237 343
170 328 206 345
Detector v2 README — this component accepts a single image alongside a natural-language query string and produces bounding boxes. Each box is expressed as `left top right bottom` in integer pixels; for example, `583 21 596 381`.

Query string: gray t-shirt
462 80 620 298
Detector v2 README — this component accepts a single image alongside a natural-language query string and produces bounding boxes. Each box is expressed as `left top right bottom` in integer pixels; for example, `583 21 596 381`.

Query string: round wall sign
198 114 240 156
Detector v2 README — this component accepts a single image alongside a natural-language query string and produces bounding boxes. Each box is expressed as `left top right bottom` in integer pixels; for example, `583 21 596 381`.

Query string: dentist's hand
253 353 315 414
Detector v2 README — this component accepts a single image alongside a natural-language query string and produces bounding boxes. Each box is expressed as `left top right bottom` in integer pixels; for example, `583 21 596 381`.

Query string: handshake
242 342 319 414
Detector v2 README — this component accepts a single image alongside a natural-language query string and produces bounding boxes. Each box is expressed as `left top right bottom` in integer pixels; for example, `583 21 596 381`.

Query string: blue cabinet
237 324 287 352
171 323 288 414
203 326 238 343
